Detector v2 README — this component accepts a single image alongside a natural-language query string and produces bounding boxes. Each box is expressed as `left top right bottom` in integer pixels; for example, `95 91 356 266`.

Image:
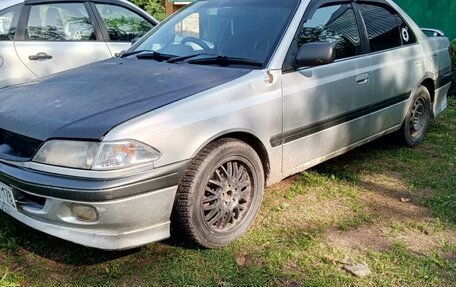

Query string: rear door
356 2 425 135
0 3 37 88
281 2 373 172
90 1 156 56
14 1 112 78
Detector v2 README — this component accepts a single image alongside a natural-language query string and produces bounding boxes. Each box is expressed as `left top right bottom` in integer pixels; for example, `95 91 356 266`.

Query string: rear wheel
174 138 264 248
398 85 432 147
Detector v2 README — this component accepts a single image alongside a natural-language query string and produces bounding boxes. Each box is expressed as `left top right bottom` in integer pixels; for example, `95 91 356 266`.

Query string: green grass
0 98 455 286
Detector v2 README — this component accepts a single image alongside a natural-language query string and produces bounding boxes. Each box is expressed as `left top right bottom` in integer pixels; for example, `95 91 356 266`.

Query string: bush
130 0 166 21
450 39 456 96
450 40 456 96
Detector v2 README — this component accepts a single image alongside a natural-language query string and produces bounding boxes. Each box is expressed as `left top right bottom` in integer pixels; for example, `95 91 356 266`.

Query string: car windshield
132 0 299 68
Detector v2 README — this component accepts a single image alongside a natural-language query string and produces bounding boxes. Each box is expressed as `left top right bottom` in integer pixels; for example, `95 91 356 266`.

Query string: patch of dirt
326 225 392 251
323 171 456 255
359 172 434 222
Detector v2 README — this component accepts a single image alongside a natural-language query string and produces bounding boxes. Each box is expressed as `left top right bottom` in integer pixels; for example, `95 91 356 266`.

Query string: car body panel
0 41 36 87
368 43 425 135
281 56 373 171
14 41 113 78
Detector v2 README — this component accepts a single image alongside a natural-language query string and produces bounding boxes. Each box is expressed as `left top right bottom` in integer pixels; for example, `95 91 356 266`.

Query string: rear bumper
0 160 188 250
434 82 450 117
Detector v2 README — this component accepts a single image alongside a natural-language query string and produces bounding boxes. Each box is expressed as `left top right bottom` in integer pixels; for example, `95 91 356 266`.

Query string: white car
0 0 157 88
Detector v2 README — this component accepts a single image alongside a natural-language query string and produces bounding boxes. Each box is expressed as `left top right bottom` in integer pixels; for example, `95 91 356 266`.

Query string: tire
174 138 264 248
398 85 432 147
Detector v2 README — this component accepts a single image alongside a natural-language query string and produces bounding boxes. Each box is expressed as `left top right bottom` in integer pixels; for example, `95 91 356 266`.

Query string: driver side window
297 4 362 60
26 3 96 41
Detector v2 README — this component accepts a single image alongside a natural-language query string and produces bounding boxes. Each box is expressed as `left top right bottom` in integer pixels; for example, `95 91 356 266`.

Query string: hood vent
0 129 43 161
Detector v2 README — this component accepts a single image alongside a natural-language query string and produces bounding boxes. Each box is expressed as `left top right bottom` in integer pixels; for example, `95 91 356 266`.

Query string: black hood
0 58 250 141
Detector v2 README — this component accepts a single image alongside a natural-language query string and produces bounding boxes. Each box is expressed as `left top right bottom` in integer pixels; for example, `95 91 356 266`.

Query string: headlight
33 140 99 169
92 141 161 170
33 140 161 170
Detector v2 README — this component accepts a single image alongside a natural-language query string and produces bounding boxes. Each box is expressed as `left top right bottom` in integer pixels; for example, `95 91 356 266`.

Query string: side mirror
295 42 336 68
115 50 125 58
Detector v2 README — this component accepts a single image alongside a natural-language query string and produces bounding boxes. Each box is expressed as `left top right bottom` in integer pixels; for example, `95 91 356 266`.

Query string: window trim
89 1 156 43
282 0 368 72
15 1 104 42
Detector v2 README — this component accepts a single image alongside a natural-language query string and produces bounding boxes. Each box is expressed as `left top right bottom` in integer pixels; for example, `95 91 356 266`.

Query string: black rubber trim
0 161 188 202
271 92 411 147
436 66 452 89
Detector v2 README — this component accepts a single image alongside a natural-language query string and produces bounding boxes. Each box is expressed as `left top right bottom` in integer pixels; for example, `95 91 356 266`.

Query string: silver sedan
0 0 452 250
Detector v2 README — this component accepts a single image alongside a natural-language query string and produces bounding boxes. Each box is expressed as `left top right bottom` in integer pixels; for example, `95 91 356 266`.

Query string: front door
280 3 373 172
14 2 111 78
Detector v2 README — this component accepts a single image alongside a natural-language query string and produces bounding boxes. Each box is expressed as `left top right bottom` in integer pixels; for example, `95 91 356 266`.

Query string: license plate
0 182 16 210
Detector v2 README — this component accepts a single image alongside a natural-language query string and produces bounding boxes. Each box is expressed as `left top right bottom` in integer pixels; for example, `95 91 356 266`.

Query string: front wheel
398 85 432 147
174 138 264 248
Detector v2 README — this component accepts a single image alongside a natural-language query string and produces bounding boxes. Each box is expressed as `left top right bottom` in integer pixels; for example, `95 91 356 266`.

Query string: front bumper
0 160 187 250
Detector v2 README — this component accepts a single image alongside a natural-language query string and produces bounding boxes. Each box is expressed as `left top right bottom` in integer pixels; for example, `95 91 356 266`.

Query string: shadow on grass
0 213 141 265
0 212 204 266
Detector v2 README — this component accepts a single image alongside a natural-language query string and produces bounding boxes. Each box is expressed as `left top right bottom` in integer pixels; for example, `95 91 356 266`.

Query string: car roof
24 0 137 4
0 0 24 11
1 0 157 24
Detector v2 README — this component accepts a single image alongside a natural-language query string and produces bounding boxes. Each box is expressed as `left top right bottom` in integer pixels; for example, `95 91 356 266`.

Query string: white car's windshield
131 0 299 67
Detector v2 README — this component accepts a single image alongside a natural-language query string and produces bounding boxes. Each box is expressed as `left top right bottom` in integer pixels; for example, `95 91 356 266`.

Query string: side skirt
277 124 402 183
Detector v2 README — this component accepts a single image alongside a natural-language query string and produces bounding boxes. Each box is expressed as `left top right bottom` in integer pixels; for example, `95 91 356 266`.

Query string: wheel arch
191 130 271 185
420 78 436 104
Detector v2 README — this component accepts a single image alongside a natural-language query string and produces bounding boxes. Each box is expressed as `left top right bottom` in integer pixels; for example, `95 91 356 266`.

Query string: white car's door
0 3 36 88
14 1 111 78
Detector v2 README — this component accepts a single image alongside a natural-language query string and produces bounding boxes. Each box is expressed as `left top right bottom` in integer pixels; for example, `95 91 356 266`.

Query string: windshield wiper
135 51 178 61
120 49 153 58
187 55 263 67
167 53 212 64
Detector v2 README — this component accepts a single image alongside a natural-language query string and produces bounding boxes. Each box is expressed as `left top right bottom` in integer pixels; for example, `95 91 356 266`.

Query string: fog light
71 204 99 222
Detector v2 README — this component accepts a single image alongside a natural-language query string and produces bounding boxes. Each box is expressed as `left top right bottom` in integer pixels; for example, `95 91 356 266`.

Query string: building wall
394 0 456 40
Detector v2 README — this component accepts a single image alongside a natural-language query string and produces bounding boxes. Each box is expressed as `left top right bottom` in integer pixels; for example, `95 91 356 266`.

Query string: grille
0 129 43 160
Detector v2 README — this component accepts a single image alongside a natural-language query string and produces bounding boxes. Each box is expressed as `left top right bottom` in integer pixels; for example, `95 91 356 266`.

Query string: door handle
356 74 370 85
414 59 423 66
29 52 53 61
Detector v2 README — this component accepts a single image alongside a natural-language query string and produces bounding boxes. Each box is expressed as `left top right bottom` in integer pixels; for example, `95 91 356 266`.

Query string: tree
130 0 166 21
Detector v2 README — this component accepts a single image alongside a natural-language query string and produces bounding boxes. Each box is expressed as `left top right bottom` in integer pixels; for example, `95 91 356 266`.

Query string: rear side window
296 4 362 60
395 15 417 45
26 3 96 41
0 4 21 41
95 4 153 42
358 4 402 52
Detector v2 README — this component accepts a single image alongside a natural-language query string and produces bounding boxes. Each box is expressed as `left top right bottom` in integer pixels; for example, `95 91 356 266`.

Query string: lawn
0 98 455 287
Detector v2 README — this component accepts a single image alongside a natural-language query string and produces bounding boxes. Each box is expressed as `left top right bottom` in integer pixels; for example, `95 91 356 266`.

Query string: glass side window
296 4 362 60
26 3 96 41
0 5 21 41
395 15 417 45
359 4 402 52
95 4 153 42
